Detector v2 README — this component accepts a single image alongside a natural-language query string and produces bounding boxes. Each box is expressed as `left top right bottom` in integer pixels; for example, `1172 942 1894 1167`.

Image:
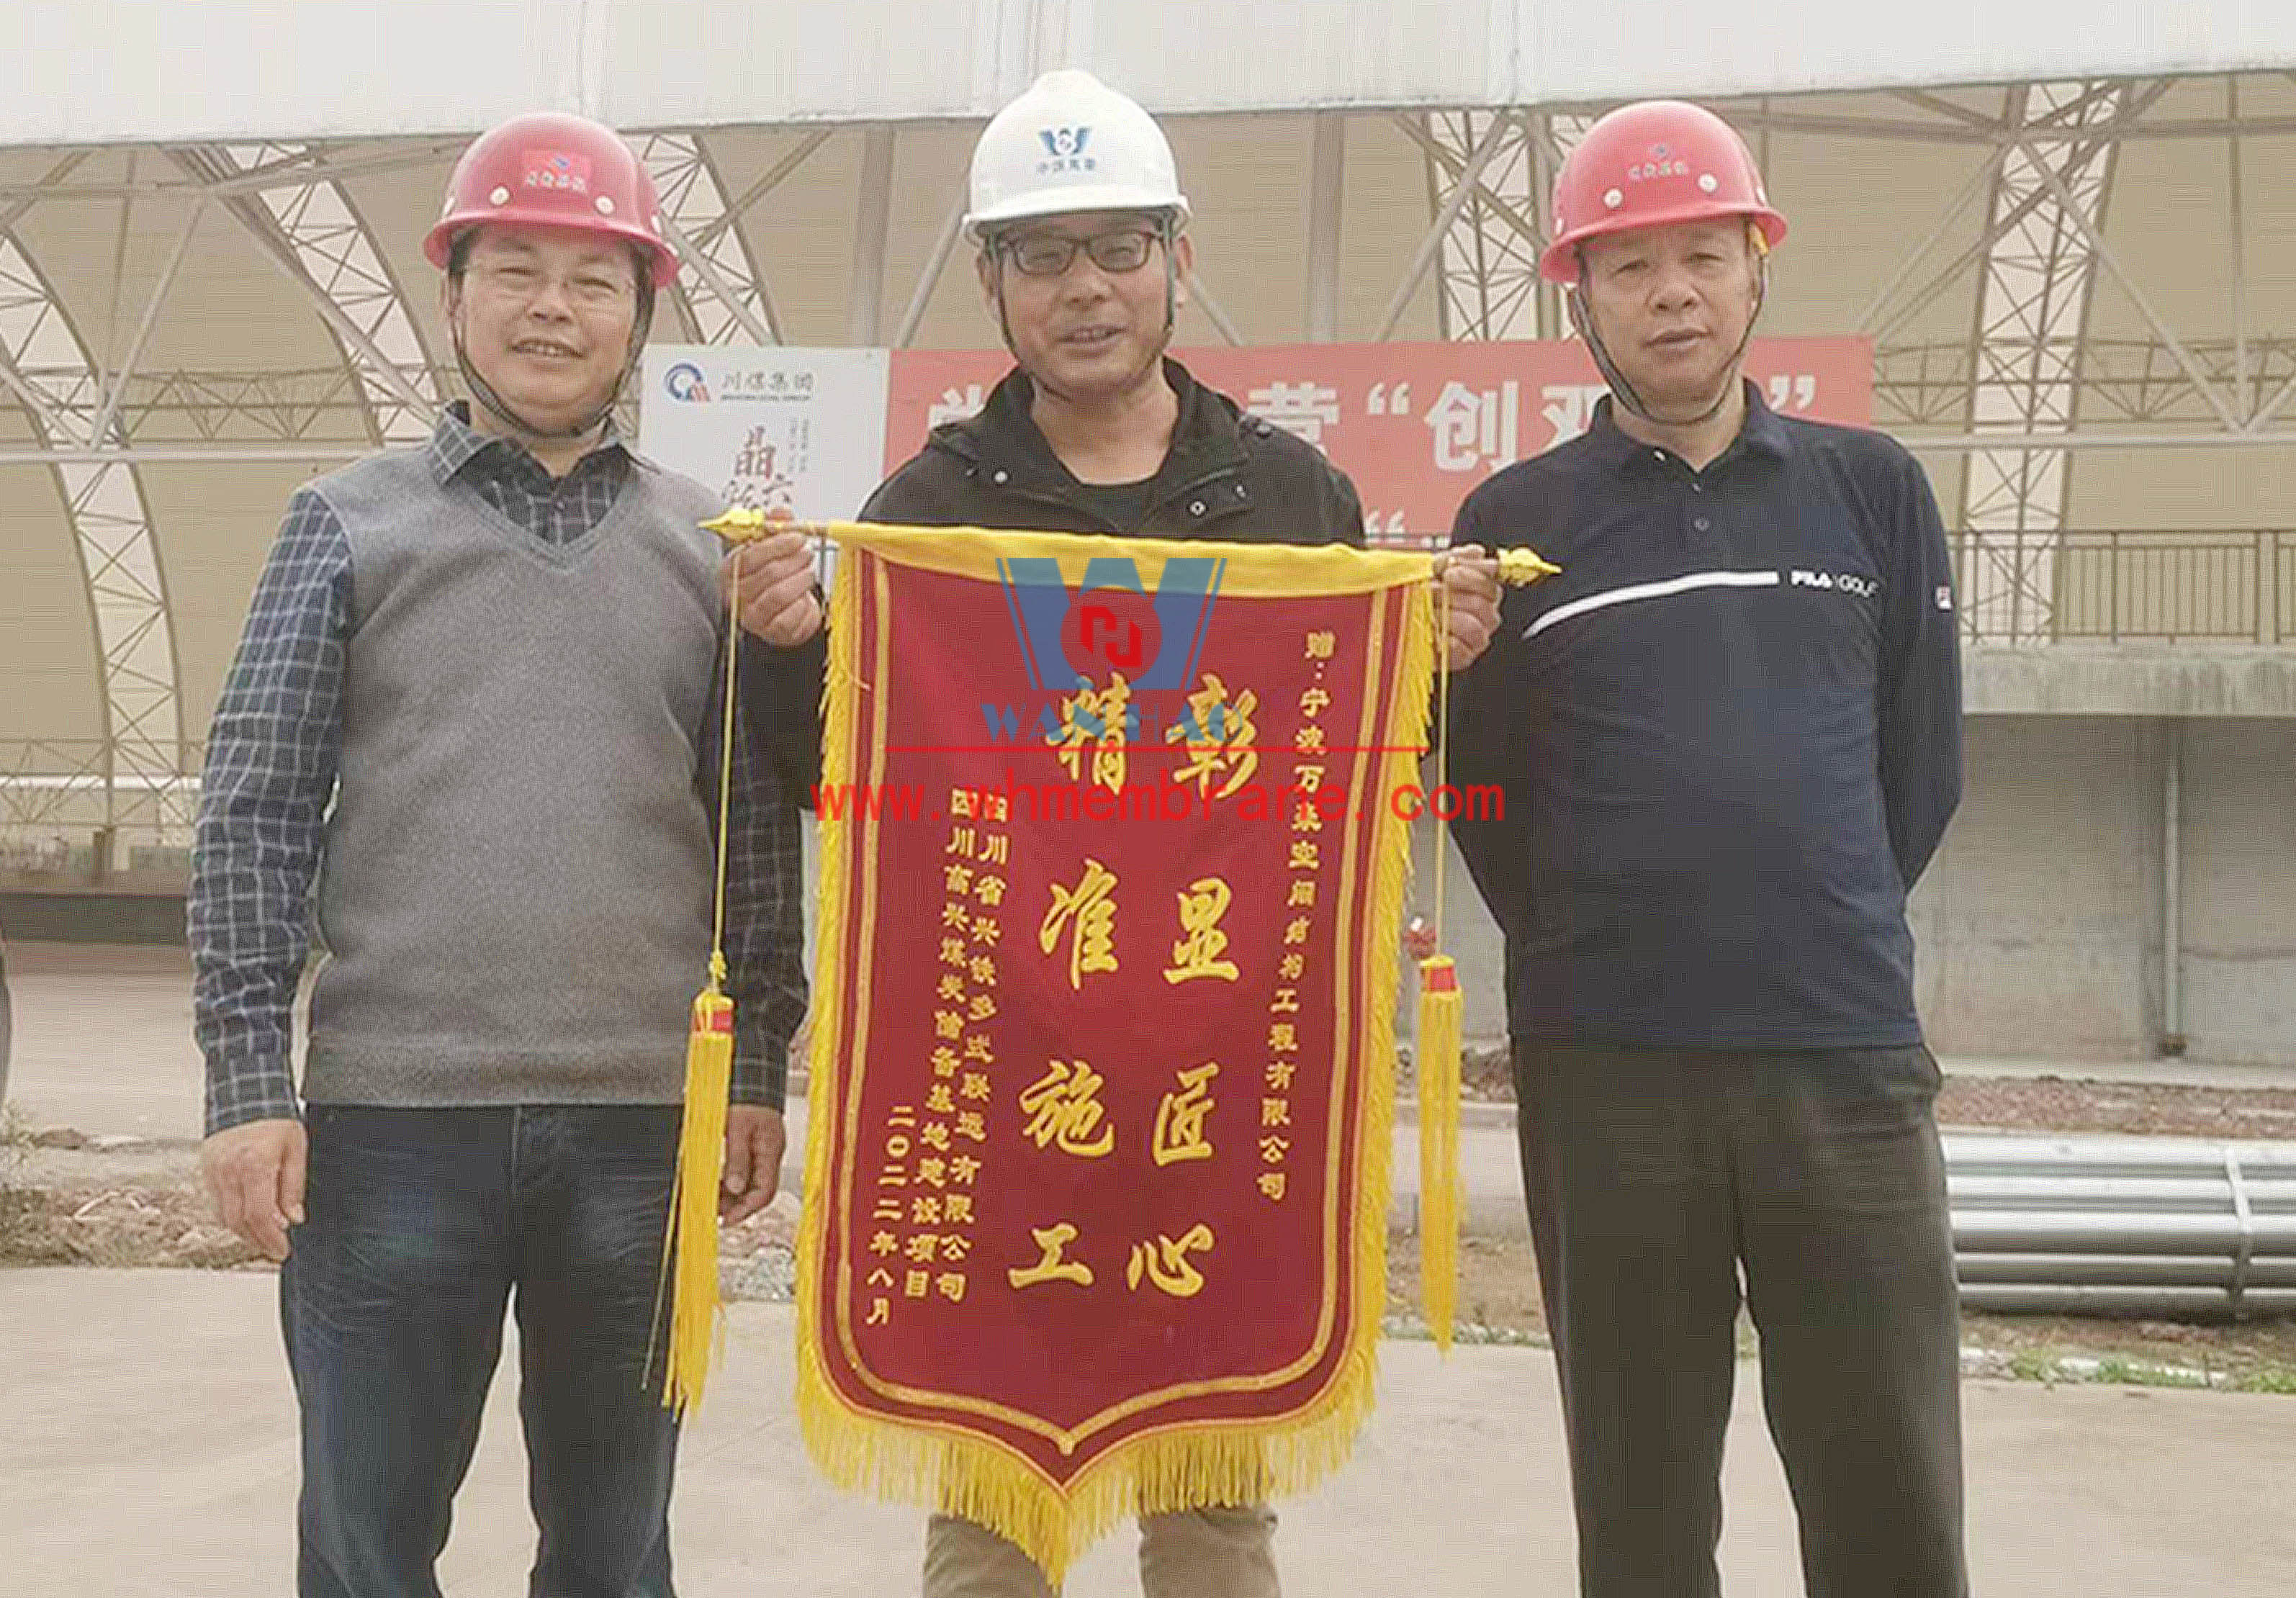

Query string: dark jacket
744 359 1366 796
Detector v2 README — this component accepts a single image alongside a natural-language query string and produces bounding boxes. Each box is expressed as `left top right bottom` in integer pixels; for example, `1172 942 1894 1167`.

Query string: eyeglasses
1000 229 1161 279
465 260 636 312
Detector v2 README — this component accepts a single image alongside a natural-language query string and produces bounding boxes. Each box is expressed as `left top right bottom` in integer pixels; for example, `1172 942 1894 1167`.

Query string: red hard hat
1539 101 1786 286
423 112 679 288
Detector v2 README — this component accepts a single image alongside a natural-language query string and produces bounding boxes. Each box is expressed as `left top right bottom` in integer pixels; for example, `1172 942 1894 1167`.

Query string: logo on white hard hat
1036 125 1097 176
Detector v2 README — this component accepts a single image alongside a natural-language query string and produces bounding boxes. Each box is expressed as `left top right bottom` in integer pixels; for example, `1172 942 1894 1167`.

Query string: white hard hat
963 68 1191 243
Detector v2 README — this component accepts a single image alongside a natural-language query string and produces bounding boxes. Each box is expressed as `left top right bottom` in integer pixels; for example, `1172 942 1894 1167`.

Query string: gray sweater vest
303 449 726 1108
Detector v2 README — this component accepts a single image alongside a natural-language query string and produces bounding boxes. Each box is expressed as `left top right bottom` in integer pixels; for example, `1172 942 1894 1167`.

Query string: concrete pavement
3 1268 2293 1597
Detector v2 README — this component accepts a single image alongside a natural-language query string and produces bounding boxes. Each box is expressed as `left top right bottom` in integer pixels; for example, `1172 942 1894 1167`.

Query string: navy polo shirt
1446 385 1962 1050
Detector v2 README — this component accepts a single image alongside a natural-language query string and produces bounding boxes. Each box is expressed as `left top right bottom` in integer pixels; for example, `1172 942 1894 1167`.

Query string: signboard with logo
641 338 1873 550
885 337 1871 541
639 346 891 525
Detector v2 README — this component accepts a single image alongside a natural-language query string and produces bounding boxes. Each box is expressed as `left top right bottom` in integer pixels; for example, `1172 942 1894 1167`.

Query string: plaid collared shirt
192 405 807 1134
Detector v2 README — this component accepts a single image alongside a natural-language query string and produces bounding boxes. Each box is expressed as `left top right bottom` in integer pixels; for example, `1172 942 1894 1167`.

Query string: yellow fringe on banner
792 541 1441 1584
661 975 734 1414
1413 957 1464 1353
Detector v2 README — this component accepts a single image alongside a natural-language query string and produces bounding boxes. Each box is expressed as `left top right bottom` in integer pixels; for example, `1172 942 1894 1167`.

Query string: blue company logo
662 361 711 403
997 554 1223 693
1037 126 1092 159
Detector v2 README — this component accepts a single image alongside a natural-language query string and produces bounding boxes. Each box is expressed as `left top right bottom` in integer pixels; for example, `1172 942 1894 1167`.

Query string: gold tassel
1414 954 1463 1353
662 969 735 1414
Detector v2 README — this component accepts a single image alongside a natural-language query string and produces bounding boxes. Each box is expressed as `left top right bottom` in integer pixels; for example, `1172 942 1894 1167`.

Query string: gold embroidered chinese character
866 1297 891 1326
937 1273 968 1303
1287 880 1316 909
944 864 974 894
1257 1173 1287 1201
1298 686 1331 719
1126 1223 1215 1298
940 937 968 967
968 954 998 986
1166 673 1259 800
1295 726 1326 754
1287 842 1320 872
1047 674 1132 790
1008 1222 1094 1288
975 875 1007 908
1278 953 1307 981
1040 857 1119 989
1260 1134 1290 1164
936 973 965 1003
1291 799 1323 833
1018 1060 1115 1157
1305 631 1336 660
944 1194 976 1226
981 833 1012 865
1269 1021 1299 1053
1261 1098 1292 1128
1269 988 1301 1014
950 1155 982 1186
870 1230 899 1256
925 1084 955 1116
1163 876 1240 985
1153 1063 1220 1168
1266 1062 1296 1091
946 827 977 859
960 1071 992 1101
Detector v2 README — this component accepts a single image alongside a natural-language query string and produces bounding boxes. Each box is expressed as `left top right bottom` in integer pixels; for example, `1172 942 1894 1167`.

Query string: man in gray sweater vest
190 113 807 1598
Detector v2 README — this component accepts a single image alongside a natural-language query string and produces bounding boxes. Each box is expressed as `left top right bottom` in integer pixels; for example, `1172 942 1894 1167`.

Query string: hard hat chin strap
1571 234 1768 431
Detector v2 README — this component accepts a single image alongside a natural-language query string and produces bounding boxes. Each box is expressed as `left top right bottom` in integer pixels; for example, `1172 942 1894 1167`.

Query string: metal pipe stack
1945 1135 2296 1317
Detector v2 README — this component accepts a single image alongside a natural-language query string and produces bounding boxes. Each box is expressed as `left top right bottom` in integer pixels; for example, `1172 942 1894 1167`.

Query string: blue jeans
281 1105 684 1598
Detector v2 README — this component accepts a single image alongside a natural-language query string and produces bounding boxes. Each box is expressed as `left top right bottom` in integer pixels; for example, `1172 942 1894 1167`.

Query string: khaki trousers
922 1506 1280 1597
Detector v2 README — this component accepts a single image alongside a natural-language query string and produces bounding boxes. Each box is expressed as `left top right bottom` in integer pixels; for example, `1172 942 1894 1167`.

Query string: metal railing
1950 529 2291 644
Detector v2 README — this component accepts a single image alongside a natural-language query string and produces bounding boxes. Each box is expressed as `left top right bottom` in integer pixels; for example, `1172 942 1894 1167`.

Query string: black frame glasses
999 229 1161 278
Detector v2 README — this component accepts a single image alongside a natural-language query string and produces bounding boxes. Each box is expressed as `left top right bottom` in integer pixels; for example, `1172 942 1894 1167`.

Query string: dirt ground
1429 1048 2296 1142
9 1083 2295 1391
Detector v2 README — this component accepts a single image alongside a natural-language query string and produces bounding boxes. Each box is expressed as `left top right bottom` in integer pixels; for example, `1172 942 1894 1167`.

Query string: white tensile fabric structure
4 0 2295 855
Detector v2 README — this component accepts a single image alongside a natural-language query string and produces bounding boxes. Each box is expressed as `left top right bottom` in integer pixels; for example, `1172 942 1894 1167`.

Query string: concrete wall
2180 719 2296 1062
1909 718 2167 1060
1405 713 2295 1067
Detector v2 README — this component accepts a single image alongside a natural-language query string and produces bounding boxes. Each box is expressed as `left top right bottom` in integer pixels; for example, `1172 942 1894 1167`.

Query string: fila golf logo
1789 569 1878 599
1525 567 1883 641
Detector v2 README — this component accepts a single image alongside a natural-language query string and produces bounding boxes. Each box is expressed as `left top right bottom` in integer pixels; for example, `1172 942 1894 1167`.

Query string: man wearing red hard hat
1444 102 1966 1595
192 112 807 1594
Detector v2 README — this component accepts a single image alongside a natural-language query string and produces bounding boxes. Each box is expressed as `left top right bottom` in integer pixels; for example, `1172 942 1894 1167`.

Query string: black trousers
1512 1042 1968 1598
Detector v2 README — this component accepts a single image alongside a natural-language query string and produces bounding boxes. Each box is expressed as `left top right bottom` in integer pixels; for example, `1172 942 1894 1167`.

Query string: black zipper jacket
744 359 1366 797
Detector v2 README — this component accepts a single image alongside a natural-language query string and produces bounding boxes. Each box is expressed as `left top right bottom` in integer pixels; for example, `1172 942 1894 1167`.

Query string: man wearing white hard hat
732 67 1500 1598
1444 101 1966 1596
192 111 808 1594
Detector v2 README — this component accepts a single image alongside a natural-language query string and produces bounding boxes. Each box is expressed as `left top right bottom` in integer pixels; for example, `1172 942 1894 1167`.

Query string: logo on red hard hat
521 150 593 195
1627 143 1691 184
